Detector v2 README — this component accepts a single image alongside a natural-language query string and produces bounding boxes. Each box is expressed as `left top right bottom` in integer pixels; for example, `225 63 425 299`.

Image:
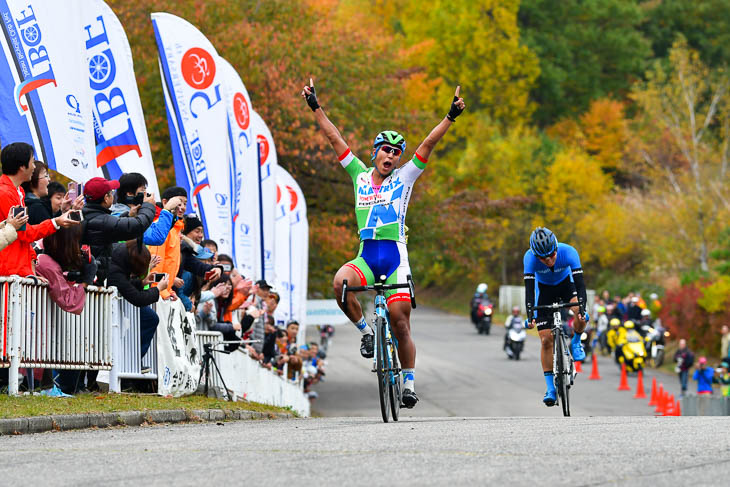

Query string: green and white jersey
338 148 427 244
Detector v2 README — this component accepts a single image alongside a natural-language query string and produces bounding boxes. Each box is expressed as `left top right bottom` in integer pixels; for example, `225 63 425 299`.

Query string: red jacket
0 174 55 276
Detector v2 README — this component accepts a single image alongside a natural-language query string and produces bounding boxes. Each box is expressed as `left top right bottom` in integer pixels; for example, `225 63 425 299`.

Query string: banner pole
257 141 266 280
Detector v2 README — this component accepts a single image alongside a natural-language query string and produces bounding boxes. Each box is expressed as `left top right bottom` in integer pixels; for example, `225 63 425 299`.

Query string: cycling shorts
535 277 577 331
345 239 411 307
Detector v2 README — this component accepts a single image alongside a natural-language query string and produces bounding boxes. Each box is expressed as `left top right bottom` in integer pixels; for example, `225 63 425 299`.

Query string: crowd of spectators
0 142 323 398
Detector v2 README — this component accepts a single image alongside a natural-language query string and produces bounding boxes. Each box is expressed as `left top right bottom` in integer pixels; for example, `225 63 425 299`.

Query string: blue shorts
345 240 412 306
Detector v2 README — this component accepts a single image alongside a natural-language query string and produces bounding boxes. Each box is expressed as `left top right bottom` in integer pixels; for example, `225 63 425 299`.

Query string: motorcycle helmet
641 309 651 317
624 320 635 329
476 283 488 293
597 306 606 313
529 227 558 258
610 318 621 327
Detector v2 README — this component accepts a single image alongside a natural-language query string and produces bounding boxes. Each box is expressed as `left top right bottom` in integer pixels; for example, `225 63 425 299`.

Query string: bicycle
532 300 585 417
342 274 416 423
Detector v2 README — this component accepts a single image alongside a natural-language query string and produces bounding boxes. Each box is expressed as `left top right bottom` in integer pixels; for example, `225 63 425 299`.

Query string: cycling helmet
610 318 621 327
372 130 406 161
624 320 635 329
476 283 488 293
530 227 558 258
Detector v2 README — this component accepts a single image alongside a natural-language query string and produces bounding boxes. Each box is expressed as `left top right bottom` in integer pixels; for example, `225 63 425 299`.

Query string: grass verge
0 393 290 419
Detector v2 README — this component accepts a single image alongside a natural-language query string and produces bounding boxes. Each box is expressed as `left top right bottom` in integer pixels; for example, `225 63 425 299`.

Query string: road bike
532 300 585 417
342 274 416 423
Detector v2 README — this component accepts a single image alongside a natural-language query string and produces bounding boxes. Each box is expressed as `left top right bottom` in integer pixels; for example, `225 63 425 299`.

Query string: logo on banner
287 186 298 211
181 47 216 90
215 193 227 206
276 185 281 204
257 134 269 165
233 92 249 130
7 6 58 113
84 15 142 168
239 223 250 234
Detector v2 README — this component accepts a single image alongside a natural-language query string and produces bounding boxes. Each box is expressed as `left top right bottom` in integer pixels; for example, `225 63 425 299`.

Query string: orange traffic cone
673 398 682 416
589 353 601 380
634 369 647 399
648 377 658 406
575 360 583 373
618 362 631 391
654 384 665 413
663 393 675 416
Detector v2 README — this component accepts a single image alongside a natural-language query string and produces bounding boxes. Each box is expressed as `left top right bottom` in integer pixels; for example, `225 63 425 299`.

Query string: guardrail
108 297 158 392
681 394 730 415
0 276 113 394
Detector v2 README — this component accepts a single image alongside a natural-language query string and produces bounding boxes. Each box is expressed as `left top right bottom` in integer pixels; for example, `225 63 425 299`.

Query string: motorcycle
642 325 668 368
318 325 335 356
615 333 646 373
505 327 526 360
476 303 493 335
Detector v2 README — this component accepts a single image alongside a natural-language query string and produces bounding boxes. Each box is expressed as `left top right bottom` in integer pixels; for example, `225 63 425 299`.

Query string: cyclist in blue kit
524 227 588 406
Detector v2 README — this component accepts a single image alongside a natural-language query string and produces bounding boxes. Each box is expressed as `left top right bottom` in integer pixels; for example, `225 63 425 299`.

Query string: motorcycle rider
638 308 653 338
470 283 490 325
606 318 622 354
504 306 523 352
615 320 646 371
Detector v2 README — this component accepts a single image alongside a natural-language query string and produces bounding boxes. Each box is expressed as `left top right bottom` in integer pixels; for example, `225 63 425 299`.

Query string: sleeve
142 210 173 246
398 152 428 184
240 313 255 333
20 218 55 243
108 272 160 307
568 246 587 306
104 203 156 241
35 255 86 315
338 148 368 181
0 222 17 251
182 250 213 277
693 370 699 381
523 251 536 316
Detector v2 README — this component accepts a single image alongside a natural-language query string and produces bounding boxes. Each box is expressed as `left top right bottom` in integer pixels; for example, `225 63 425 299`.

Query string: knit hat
183 215 203 235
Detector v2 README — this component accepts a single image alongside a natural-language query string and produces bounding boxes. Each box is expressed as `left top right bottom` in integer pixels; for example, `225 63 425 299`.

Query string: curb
0 409 295 436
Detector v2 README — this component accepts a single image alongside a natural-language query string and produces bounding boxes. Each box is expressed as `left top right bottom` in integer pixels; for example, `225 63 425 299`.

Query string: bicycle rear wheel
555 333 570 417
388 328 401 421
376 316 390 423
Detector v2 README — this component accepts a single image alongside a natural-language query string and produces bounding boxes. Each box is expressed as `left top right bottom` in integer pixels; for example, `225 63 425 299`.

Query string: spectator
201 239 218 260
721 325 730 360
0 142 77 277
627 295 642 322
261 315 280 369
183 214 205 245
0 210 27 252
248 280 271 356
715 361 730 397
674 339 695 396
284 319 303 379
197 275 242 347
21 160 50 224
36 226 96 314
693 357 714 395
177 215 217 311
81 176 156 283
110 172 185 246
107 240 167 359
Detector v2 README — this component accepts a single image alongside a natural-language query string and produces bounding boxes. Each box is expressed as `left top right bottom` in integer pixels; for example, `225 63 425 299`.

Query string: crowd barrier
681 394 730 415
0 276 310 415
0 276 113 394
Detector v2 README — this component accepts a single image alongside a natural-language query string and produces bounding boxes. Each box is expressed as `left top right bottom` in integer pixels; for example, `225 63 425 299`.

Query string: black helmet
530 227 558 258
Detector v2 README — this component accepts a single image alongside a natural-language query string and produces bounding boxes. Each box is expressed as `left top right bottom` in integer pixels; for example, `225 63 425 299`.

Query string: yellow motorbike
615 322 646 373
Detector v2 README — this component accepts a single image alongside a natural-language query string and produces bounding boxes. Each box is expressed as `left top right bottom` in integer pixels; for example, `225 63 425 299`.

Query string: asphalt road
311 306 680 417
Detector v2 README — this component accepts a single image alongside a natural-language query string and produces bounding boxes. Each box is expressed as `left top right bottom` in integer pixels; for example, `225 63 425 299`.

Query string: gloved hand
446 85 465 122
301 78 320 112
584 311 590 323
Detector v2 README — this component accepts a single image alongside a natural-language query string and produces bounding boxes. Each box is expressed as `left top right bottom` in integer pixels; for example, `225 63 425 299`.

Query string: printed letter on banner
219 58 259 276
276 167 308 339
151 12 232 255
273 178 291 328
156 298 200 397
0 0 96 182
250 110 278 282
83 0 159 197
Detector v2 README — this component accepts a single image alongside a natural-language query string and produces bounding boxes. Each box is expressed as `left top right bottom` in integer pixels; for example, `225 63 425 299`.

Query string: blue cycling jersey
523 242 582 285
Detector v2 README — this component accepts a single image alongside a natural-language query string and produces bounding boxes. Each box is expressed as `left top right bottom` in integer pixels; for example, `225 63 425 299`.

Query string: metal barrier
0 276 113 394
108 297 158 392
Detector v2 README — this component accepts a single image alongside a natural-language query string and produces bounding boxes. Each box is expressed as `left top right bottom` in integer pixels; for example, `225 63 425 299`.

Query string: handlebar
341 274 417 309
532 300 585 312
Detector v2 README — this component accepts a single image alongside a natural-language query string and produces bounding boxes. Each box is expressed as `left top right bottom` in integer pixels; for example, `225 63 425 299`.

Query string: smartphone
68 210 83 222
67 182 77 200
151 273 167 283
11 206 26 231
204 269 218 281
133 192 144 206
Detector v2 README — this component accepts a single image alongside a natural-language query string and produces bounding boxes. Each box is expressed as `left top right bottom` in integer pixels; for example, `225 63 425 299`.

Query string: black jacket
107 242 159 307
179 239 213 278
82 202 156 280
25 193 56 225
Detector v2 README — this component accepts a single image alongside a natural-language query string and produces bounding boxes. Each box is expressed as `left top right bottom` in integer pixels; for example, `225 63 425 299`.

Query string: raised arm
301 78 348 156
414 86 466 161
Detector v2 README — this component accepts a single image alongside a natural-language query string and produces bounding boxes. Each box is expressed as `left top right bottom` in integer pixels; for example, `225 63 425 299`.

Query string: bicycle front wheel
376 316 391 423
388 329 401 421
555 333 571 417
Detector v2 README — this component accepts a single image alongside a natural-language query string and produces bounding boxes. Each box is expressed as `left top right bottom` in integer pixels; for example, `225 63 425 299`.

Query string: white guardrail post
7 277 21 395
109 290 122 393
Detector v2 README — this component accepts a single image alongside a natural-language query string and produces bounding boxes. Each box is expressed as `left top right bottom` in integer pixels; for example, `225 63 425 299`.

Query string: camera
122 192 145 206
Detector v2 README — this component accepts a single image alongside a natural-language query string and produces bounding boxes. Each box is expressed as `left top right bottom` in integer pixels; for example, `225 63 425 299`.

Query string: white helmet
641 309 651 317
476 283 488 293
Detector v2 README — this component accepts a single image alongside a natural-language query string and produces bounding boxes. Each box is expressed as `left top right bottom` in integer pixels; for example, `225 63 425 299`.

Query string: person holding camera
107 240 168 359
35 226 97 314
110 173 185 246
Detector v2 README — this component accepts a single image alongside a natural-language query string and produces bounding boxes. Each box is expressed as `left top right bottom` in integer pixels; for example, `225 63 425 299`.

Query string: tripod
199 342 232 401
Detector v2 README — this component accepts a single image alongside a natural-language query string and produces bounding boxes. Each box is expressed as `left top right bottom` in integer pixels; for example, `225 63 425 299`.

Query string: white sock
353 316 373 335
403 368 415 392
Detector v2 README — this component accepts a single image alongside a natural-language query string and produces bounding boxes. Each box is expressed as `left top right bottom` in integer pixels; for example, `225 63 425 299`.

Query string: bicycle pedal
371 365 377 373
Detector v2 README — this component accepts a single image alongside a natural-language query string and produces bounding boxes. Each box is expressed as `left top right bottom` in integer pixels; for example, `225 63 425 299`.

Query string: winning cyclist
524 227 588 406
301 78 465 408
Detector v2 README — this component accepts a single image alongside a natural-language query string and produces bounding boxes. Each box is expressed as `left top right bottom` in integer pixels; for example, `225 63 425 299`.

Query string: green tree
519 0 651 126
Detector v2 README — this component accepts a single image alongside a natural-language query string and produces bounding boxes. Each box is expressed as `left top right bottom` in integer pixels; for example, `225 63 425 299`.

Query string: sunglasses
380 145 402 157
538 250 557 261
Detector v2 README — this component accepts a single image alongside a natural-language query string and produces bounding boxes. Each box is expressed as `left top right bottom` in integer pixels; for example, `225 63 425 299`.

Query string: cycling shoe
570 340 586 362
543 389 557 407
402 389 419 408
360 333 374 358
